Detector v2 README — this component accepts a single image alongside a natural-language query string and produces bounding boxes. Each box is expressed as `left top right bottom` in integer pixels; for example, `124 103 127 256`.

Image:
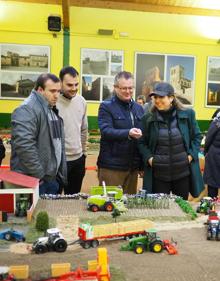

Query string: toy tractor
196 197 214 215
32 228 67 254
121 229 177 255
15 197 30 217
121 229 164 254
0 228 25 242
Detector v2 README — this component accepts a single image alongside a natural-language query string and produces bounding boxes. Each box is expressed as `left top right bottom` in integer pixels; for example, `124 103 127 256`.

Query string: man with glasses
97 71 144 194
57 66 88 194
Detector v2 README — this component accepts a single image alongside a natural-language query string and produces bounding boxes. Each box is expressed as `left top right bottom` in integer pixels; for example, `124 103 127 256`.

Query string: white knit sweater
57 94 88 161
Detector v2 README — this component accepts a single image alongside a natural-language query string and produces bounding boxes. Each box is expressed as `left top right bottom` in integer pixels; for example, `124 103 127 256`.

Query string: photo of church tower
167 55 195 105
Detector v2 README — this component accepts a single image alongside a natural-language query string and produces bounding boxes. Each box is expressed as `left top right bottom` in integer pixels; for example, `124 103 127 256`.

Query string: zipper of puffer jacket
168 121 172 181
129 109 135 169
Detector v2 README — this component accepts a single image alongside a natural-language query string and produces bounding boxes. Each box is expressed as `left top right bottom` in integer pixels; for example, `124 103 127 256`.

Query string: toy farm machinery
121 229 178 255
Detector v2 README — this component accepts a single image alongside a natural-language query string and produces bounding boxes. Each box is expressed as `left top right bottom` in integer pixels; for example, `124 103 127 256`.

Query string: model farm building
0 170 39 219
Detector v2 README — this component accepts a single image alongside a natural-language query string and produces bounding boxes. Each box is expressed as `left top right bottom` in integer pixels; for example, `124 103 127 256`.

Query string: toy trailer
78 219 153 249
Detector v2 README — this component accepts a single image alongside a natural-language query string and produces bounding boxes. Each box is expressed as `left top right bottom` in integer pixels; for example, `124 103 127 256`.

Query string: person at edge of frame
0 137 5 166
138 81 204 200
204 111 220 198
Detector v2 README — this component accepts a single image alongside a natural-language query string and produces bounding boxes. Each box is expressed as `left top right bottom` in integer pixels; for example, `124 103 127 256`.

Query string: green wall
0 113 210 132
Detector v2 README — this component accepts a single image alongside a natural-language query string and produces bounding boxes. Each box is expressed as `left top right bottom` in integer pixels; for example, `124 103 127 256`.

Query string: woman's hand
148 157 153 167
188 155 193 163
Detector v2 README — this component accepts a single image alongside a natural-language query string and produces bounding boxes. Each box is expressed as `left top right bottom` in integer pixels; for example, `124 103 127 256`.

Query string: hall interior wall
1 2 220 130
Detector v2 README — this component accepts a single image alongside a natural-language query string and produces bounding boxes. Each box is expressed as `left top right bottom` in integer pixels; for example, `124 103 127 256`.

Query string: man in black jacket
97 71 144 194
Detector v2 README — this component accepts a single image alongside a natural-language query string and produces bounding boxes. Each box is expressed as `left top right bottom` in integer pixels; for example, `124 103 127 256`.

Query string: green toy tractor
121 229 164 254
15 197 30 217
196 197 214 215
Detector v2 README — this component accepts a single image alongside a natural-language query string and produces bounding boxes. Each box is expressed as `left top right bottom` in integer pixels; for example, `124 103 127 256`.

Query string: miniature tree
35 211 49 232
111 208 121 222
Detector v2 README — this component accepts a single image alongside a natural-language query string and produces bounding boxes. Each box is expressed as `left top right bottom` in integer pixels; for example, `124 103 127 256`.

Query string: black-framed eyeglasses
116 86 135 92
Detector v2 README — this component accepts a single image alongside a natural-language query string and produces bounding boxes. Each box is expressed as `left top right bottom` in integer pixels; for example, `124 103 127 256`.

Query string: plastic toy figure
0 228 25 242
32 228 67 254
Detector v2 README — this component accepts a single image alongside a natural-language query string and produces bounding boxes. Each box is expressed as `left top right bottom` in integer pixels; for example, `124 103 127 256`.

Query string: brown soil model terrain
1 225 219 281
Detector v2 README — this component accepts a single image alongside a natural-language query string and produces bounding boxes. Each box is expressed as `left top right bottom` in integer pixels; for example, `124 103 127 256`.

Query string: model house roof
0 170 39 188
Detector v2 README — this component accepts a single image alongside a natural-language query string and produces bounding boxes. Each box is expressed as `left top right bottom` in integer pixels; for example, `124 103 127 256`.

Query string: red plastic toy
163 239 178 255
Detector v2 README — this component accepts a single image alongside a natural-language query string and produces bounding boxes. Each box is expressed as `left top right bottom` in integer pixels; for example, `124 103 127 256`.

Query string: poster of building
135 52 195 105
81 48 123 102
0 44 50 99
206 57 220 107
166 55 195 105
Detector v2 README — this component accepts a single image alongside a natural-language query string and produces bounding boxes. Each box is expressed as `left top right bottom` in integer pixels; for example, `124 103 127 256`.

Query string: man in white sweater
57 66 88 194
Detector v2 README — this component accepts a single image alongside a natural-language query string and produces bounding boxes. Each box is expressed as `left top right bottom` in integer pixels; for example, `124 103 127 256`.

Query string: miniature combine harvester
87 182 127 212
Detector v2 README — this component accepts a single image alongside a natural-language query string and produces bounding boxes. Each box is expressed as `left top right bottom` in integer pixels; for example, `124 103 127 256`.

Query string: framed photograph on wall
81 48 123 102
0 44 50 99
135 53 164 103
166 55 195 105
206 57 220 107
135 52 195 106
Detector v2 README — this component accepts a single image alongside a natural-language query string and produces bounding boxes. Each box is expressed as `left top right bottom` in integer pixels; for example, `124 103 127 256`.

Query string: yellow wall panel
1 3 220 121
0 1 63 113
69 7 220 119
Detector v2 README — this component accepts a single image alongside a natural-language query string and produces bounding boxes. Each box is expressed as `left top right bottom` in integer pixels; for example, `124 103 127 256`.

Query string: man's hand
129 128 142 139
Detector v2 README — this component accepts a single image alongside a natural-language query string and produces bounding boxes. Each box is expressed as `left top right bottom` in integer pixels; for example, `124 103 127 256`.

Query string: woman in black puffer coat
204 112 220 197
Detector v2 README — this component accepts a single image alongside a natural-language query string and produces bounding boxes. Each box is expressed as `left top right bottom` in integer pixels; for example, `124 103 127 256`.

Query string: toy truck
32 228 67 254
207 211 220 240
121 229 178 255
78 219 153 249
